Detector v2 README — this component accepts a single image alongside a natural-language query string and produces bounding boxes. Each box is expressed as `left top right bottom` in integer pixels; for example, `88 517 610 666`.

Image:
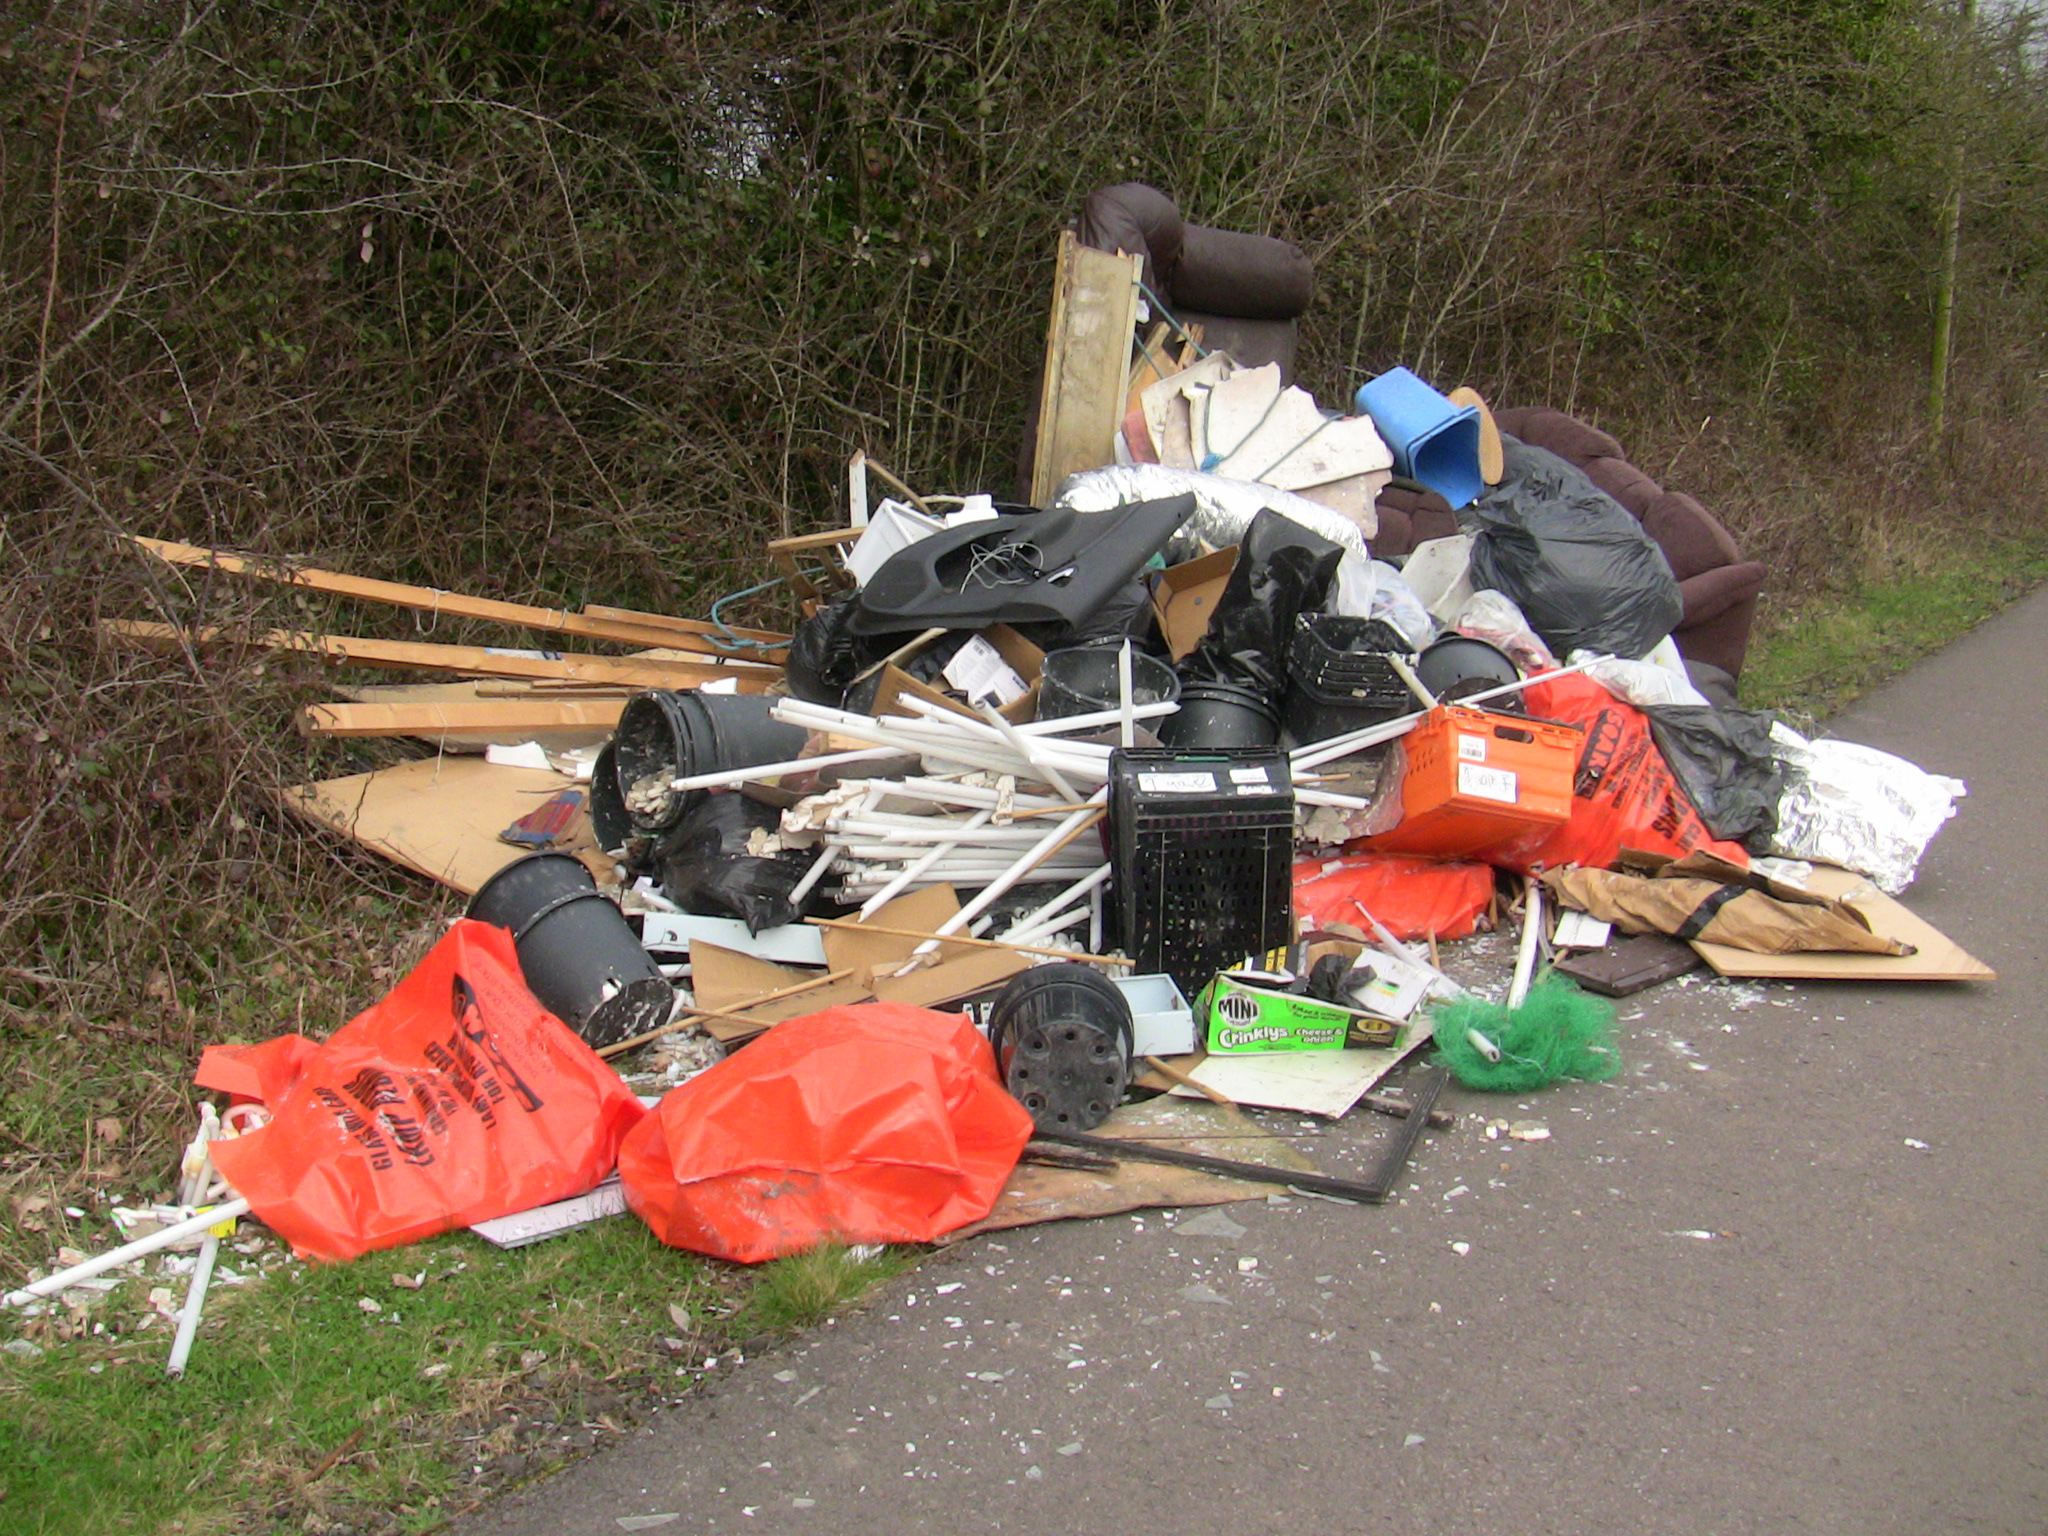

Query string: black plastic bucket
987 963 1133 1132
1158 681 1281 749
613 691 809 833
1038 646 1181 722
586 741 633 853
466 851 673 1050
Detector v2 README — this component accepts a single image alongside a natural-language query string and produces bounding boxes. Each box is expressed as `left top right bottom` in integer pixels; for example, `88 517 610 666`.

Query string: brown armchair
1076 183 1315 383
1370 405 1765 683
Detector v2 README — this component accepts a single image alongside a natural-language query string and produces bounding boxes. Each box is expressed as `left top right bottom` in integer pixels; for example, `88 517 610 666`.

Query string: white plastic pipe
786 843 844 907
979 703 1082 802
999 863 1115 944
858 809 994 914
669 745 901 793
1507 878 1544 1011
164 1230 221 1378
1117 642 1136 749
898 794 1108 964
3 1199 252 1308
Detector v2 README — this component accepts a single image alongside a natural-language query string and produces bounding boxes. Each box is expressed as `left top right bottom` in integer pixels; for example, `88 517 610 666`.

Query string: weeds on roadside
736 1244 918 1337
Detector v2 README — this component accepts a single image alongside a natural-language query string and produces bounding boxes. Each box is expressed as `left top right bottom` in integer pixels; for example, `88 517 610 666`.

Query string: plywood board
1691 865 1994 982
282 756 595 895
1030 232 1144 502
687 944 873 1042
821 887 1030 1009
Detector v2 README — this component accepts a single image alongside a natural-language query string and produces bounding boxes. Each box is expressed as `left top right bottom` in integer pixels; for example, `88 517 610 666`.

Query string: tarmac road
454 591 2047 1536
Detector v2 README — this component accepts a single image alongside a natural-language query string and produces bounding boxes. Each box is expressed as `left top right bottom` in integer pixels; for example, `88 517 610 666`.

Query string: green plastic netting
1430 973 1624 1093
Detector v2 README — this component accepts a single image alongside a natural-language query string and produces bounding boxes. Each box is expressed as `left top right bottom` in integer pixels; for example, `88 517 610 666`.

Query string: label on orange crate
1457 733 1488 762
1458 762 1519 805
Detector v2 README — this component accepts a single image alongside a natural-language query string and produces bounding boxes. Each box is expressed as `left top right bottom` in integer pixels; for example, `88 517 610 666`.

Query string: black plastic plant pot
1157 681 1281 749
988 963 1134 1132
1038 646 1181 722
612 690 809 833
465 851 673 1051
1415 634 1525 712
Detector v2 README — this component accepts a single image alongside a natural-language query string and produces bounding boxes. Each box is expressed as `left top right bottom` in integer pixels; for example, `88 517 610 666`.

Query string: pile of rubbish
13 253 1988 1379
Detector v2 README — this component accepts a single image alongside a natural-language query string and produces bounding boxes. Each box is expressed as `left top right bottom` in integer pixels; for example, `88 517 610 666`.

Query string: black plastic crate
1107 748 1296 999
1283 613 1414 746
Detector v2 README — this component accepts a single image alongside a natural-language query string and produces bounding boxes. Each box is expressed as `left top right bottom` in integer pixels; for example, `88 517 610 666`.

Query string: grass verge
1740 535 2048 724
0 1212 910 1535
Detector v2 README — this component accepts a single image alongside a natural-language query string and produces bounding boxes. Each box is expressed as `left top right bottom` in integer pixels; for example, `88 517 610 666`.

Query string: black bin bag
1467 438 1682 661
1177 509 1343 694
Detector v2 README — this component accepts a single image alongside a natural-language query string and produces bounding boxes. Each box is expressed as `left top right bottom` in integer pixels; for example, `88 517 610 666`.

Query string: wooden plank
279 757 597 895
103 620 771 691
1029 231 1144 503
297 698 628 739
129 534 782 664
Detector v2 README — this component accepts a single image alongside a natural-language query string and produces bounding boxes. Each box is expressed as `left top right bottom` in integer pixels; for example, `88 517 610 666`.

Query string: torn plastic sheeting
195 920 646 1263
618 1002 1035 1264
1645 703 1787 849
653 790 812 934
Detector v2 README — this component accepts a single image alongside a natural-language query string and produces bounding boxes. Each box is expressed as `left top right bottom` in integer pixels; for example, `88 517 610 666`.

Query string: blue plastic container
1354 366 1483 512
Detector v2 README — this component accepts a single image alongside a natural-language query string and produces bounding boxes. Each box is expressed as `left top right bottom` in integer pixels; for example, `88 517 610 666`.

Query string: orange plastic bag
1487 672 1750 874
1293 851 1495 941
619 1002 1034 1264
196 919 646 1263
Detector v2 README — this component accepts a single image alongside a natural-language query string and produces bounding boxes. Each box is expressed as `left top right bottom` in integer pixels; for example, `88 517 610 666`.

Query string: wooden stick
861 457 935 515
579 603 789 654
806 917 1130 967
103 620 770 691
1142 1054 1237 1108
127 535 783 662
596 967 860 1058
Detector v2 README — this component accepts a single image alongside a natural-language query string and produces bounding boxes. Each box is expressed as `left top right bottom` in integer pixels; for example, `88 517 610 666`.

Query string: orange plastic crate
1369 704 1583 860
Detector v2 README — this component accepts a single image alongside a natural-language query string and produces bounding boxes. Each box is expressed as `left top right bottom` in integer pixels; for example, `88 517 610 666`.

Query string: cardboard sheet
1159 1022 1435 1118
941 1098 1308 1240
283 756 596 895
1690 865 1994 982
687 944 872 1042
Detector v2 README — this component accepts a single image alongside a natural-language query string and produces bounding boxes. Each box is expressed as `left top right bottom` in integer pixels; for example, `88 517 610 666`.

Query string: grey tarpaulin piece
1465 437 1682 661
